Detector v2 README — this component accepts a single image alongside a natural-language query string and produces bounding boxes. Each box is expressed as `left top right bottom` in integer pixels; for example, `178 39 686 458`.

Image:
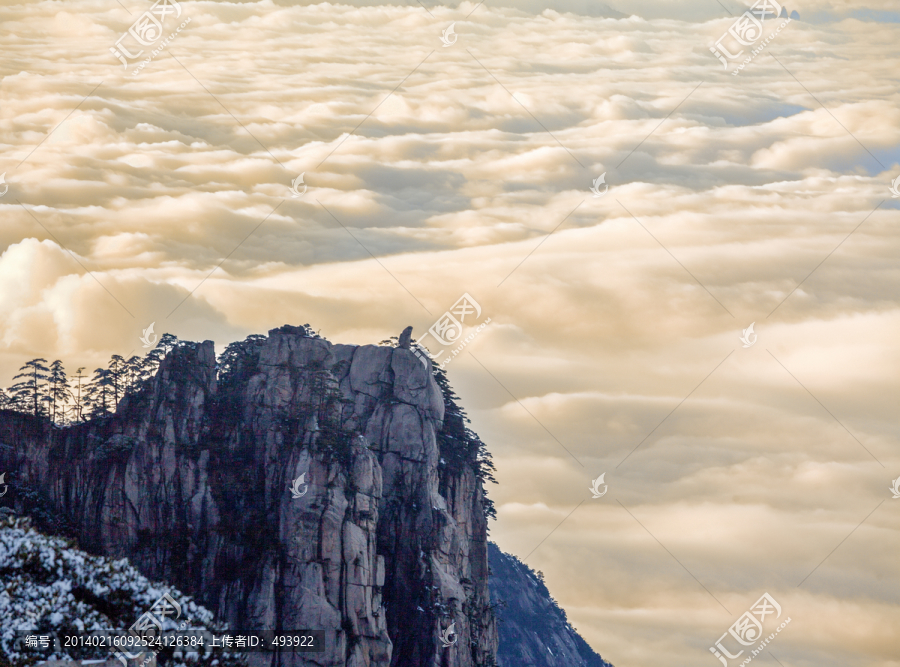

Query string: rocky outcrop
0 326 498 667
488 543 613 667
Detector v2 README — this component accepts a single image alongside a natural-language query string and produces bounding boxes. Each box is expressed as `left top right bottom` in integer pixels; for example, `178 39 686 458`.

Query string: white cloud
1 1 898 665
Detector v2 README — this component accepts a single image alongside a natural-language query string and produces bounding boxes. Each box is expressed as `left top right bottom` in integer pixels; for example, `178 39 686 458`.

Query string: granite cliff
0 326 498 667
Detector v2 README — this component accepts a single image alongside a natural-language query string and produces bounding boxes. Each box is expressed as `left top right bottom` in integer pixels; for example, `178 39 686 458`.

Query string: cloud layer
1 1 899 665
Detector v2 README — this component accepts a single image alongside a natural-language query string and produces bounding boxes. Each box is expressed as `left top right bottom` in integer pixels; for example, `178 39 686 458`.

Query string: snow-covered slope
0 514 242 667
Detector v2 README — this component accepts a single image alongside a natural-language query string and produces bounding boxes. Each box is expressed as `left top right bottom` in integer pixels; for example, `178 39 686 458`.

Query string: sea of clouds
1 1 898 665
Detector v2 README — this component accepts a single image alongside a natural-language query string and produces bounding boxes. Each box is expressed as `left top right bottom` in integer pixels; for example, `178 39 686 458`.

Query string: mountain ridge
488 543 613 667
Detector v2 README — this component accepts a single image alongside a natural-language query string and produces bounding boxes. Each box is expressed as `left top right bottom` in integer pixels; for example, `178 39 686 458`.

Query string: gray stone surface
0 332 497 667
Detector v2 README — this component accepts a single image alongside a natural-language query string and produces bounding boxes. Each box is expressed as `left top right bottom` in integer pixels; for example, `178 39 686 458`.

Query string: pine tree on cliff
144 344 164 376
84 367 115 418
2 387 27 413
107 354 127 405
159 332 178 354
216 334 267 385
47 360 72 424
143 332 178 376
431 363 498 521
124 355 146 393
70 367 88 422
9 358 51 417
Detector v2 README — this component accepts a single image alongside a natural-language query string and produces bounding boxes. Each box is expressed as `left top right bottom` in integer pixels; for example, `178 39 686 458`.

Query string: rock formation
0 325 498 667
397 326 413 350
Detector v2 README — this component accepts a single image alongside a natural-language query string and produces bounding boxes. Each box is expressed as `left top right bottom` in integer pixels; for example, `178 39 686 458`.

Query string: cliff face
488 543 613 667
0 326 498 667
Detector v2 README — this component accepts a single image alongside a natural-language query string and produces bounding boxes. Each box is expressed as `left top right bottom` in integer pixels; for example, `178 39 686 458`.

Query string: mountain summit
0 325 611 666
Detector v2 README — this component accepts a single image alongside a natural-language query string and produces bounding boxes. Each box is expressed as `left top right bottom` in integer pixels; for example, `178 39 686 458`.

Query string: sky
1 0 899 666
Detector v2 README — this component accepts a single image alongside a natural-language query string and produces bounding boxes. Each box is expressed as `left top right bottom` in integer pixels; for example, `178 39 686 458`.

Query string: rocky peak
0 327 498 667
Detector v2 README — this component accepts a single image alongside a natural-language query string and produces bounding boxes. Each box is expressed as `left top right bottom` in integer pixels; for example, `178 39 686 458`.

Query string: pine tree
432 364 498 521
158 333 178 354
10 358 50 417
217 334 267 382
144 345 164 377
107 355 127 406
47 360 72 424
70 367 88 422
143 332 177 377
3 384 27 413
84 367 115 419
124 355 145 394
